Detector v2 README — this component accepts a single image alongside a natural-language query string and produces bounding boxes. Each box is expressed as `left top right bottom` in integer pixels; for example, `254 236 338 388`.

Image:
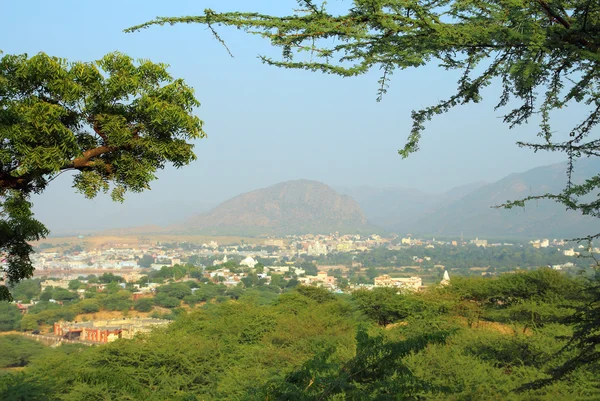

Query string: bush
76 299 100 314
102 291 133 311
0 336 47 368
154 293 181 309
0 303 22 331
156 283 192 300
134 298 154 312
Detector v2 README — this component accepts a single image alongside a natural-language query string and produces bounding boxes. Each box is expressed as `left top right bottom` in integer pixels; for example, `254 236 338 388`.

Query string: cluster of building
53 318 171 343
373 275 423 291
33 233 589 280
31 234 393 273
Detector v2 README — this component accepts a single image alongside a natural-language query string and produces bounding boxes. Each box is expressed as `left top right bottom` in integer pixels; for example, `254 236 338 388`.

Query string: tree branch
93 123 108 143
0 145 121 191
69 145 117 169
536 0 571 29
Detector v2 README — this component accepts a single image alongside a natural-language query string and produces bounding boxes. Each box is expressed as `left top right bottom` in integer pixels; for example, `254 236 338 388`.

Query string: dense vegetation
308 243 587 270
1 268 599 400
1 267 292 333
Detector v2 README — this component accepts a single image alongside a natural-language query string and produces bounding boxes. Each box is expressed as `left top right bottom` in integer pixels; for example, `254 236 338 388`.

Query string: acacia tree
128 0 600 236
0 52 205 300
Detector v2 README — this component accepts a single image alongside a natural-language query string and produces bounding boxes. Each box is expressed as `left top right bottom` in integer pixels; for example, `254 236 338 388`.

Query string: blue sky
2 0 570 233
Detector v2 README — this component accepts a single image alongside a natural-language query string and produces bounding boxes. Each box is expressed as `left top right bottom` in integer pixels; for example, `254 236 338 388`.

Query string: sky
2 0 570 233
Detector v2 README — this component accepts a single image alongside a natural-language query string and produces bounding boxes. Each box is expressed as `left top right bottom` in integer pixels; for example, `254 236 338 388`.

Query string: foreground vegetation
1 268 599 400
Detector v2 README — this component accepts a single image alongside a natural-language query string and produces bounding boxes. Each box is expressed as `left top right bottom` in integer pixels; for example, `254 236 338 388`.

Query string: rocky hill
179 180 375 236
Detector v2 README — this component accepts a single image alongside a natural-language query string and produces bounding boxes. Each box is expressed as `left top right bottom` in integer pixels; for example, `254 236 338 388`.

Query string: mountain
179 180 375 236
402 159 599 238
338 186 435 228
339 181 487 229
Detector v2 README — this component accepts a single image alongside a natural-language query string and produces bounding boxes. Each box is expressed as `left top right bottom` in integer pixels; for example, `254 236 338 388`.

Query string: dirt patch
75 310 152 321
476 320 532 335
0 331 21 336
0 367 25 372
34 234 267 251
456 317 532 335
385 322 409 330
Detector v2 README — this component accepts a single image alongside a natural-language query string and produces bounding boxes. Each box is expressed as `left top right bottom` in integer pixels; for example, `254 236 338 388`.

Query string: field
34 234 273 251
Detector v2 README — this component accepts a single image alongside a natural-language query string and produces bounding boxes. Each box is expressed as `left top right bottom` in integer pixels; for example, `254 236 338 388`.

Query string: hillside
179 180 375 236
402 159 600 238
339 181 487 228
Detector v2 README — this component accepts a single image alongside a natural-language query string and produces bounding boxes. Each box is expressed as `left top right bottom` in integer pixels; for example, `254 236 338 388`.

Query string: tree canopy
0 51 204 300
128 0 600 239
1 276 600 400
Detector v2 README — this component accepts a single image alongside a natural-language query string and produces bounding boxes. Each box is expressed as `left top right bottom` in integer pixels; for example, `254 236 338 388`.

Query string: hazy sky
2 0 570 233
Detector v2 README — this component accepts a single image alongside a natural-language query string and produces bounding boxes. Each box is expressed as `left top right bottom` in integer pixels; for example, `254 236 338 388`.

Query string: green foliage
296 285 335 304
449 268 583 304
74 298 100 314
259 327 452 400
298 261 318 276
134 297 154 312
49 288 78 302
0 51 205 298
97 273 124 284
38 287 53 302
1 269 599 399
26 301 61 315
1 289 356 400
138 254 154 268
67 280 81 291
154 293 181 308
0 194 48 301
0 372 50 401
150 264 188 280
269 273 284 289
8 279 40 302
0 336 47 368
156 282 192 300
101 290 132 312
351 287 445 327
20 306 76 331
529 271 600 388
0 302 21 331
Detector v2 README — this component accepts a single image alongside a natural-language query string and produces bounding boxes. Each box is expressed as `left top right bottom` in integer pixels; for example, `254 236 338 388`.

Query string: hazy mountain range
336 181 488 230
173 158 598 238
52 158 599 239
397 158 599 239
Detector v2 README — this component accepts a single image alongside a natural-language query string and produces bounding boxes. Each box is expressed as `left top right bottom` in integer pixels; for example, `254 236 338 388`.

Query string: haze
2 0 569 234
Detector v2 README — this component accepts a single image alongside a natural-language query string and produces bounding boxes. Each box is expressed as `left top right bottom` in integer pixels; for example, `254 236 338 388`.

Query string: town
0 232 591 344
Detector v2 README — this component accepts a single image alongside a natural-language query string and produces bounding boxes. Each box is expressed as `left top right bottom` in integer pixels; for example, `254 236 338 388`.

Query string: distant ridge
178 180 376 236
339 181 488 229
346 159 599 239
99 160 598 240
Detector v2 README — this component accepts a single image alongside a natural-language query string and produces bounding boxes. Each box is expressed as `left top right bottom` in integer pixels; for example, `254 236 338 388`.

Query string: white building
307 241 328 256
440 271 450 286
240 256 258 268
373 275 422 291
470 238 488 247
213 255 228 266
